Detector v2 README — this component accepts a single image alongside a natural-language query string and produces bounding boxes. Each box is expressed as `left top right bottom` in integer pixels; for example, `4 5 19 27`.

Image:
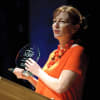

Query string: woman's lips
54 30 60 33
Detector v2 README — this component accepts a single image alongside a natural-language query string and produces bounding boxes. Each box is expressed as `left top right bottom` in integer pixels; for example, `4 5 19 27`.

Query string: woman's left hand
25 58 41 77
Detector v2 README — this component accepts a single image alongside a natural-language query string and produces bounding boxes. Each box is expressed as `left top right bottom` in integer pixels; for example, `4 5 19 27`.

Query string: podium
0 76 52 100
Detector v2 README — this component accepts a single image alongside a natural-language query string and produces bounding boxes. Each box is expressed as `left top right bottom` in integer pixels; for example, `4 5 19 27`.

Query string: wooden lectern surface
0 76 51 100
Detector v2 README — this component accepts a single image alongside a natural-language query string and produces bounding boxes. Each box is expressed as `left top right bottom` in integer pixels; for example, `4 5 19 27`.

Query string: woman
14 5 88 100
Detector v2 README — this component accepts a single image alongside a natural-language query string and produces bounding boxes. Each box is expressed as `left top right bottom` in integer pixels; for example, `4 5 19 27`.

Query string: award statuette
8 44 40 77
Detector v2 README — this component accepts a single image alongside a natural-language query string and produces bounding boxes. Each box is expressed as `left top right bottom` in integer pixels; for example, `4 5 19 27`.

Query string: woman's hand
25 58 42 77
13 68 29 80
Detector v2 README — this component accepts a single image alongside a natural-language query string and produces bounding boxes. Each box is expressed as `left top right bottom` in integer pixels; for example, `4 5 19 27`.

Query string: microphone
8 68 33 77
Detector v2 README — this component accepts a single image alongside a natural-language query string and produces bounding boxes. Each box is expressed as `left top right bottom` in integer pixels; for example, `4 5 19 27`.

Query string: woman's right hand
13 67 38 87
13 68 28 80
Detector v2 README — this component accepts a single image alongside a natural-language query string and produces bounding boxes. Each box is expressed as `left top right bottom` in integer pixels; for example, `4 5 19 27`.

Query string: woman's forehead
54 12 69 20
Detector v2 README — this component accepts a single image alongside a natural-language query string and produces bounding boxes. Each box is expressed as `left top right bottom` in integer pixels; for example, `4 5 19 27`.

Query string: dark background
0 0 98 99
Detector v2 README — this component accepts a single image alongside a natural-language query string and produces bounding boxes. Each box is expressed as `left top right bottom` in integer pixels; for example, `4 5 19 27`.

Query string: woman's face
52 12 74 40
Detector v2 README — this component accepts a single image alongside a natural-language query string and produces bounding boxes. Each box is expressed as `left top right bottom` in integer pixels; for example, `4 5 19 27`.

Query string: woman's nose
54 22 59 28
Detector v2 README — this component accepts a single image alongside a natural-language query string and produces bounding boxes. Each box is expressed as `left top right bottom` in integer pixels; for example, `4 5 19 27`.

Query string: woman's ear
72 24 80 34
74 24 80 31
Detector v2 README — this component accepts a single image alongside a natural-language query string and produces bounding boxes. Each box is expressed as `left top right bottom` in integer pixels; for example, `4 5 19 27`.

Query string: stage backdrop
29 0 68 67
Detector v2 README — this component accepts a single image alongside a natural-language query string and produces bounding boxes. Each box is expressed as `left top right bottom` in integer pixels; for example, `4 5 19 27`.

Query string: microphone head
8 68 14 72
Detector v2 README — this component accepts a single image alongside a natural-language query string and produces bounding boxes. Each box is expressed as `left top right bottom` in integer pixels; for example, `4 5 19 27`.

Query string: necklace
47 40 74 68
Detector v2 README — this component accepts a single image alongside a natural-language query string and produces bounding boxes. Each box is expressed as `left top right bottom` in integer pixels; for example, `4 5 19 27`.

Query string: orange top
35 45 87 100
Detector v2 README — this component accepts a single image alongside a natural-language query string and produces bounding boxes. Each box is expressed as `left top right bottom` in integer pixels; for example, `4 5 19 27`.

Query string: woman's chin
54 33 61 36
54 34 62 39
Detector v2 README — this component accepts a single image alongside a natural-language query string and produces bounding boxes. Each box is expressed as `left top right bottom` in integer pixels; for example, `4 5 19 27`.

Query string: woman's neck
59 39 70 49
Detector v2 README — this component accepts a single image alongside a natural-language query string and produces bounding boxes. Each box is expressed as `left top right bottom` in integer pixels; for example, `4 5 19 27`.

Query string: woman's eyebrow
53 18 66 21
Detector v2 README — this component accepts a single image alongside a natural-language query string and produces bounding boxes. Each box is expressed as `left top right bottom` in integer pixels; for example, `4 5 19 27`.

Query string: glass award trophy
9 44 40 77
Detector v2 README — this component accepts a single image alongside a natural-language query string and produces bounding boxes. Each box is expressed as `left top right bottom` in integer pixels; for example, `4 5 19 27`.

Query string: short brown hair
53 5 84 25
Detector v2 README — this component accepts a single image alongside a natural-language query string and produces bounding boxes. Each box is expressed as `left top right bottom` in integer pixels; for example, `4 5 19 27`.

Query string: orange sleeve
63 46 84 76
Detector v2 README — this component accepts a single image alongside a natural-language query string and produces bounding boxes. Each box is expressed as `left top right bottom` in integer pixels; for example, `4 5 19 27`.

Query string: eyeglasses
53 20 71 26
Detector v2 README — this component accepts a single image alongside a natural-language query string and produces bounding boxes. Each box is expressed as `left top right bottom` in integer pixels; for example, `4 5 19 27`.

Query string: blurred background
0 0 98 99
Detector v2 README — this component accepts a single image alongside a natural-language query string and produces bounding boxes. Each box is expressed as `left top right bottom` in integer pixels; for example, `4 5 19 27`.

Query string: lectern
0 76 52 100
